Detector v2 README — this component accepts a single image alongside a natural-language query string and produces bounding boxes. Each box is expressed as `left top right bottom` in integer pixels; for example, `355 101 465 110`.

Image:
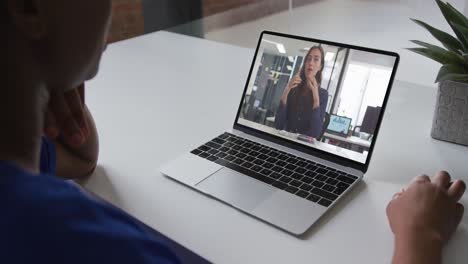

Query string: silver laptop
161 31 399 235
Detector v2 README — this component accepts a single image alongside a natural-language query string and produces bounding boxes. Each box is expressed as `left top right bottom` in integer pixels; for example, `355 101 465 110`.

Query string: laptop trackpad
196 167 276 212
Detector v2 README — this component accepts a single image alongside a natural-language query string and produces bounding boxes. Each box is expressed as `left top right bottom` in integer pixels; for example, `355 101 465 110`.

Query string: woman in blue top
1 0 179 263
275 46 328 138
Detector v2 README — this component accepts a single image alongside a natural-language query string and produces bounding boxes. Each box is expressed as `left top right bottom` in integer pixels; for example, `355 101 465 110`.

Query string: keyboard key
259 148 270 154
244 156 255 162
316 175 328 182
263 162 274 169
242 162 254 169
233 158 244 165
296 161 308 167
260 168 272 176
207 155 218 161
286 157 298 164
296 190 309 198
301 176 313 184
278 154 289 160
270 172 281 179
299 183 313 191
311 188 338 201
294 167 306 174
326 171 339 178
249 151 260 157
199 145 210 152
337 181 350 189
225 155 235 161
285 186 299 194
251 146 261 151
199 152 210 158
306 164 318 171
334 187 347 195
223 142 234 148
208 149 219 155
232 145 242 150
323 184 335 192
191 149 202 155
326 178 338 185
279 176 292 183
271 166 283 172
258 154 269 160
311 180 325 188
285 164 297 171
318 198 332 207
281 169 293 176
307 194 320 202
251 165 262 172
212 138 225 145
269 151 280 158
227 149 239 156
241 142 253 148
291 173 303 180
253 159 264 165
218 133 230 140
316 168 327 174
276 160 287 167
236 152 246 158
266 157 278 163
206 142 221 149
219 146 229 152
215 152 227 159
338 175 356 184
290 180 302 187
272 181 287 190
305 170 317 178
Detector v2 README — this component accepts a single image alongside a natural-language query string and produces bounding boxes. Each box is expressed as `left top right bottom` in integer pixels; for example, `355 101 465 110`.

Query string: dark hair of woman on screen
274 46 328 138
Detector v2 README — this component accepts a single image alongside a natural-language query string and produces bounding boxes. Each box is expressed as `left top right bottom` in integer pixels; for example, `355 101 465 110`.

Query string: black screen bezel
233 31 400 173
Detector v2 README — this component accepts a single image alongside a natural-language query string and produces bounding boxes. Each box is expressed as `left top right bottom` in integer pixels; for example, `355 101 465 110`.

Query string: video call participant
274 46 328 139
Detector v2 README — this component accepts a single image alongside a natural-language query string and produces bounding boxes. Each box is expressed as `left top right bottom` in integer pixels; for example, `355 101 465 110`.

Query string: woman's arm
387 172 465 264
305 88 328 138
281 75 301 105
53 105 99 179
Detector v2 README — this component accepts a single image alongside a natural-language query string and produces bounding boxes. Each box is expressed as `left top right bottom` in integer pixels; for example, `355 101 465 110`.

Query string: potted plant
409 0 468 146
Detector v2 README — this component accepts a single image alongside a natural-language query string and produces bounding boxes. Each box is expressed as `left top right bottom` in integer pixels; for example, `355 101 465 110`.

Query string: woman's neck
0 40 49 174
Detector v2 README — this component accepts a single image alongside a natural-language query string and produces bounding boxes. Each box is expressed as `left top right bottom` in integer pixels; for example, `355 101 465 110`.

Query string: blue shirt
275 87 328 138
0 138 180 263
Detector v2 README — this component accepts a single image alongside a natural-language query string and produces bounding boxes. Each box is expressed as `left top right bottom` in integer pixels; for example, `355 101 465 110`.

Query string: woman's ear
7 0 47 40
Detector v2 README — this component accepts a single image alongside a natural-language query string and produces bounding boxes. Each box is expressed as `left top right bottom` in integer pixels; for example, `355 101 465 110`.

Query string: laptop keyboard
190 133 358 207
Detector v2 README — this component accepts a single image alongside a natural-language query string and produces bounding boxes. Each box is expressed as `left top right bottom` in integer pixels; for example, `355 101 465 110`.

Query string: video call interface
238 33 397 163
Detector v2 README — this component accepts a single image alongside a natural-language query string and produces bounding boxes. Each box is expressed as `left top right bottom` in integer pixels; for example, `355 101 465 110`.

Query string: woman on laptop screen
274 46 328 139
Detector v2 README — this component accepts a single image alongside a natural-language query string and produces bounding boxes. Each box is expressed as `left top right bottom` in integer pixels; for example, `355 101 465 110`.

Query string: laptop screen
236 32 398 165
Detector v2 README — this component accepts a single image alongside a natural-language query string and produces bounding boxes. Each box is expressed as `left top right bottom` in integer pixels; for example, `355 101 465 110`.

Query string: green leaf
446 2 468 27
451 22 468 44
436 0 468 49
435 64 468 82
410 18 462 53
407 47 466 67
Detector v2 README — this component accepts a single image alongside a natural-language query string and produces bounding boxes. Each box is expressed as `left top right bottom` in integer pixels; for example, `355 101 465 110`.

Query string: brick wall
108 0 144 43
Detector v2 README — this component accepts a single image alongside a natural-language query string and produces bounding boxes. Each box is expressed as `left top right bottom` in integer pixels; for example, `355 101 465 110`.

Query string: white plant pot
431 80 468 146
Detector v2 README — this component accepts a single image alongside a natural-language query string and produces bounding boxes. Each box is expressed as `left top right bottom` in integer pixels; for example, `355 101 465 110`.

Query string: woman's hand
387 171 465 243
44 84 90 147
387 171 465 264
307 77 320 109
281 74 302 105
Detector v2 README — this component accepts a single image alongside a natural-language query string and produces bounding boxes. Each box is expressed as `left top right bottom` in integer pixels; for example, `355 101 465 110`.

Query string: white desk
81 31 468 264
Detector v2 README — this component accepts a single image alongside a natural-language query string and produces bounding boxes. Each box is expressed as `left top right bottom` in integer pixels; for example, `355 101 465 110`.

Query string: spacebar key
224 162 274 185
